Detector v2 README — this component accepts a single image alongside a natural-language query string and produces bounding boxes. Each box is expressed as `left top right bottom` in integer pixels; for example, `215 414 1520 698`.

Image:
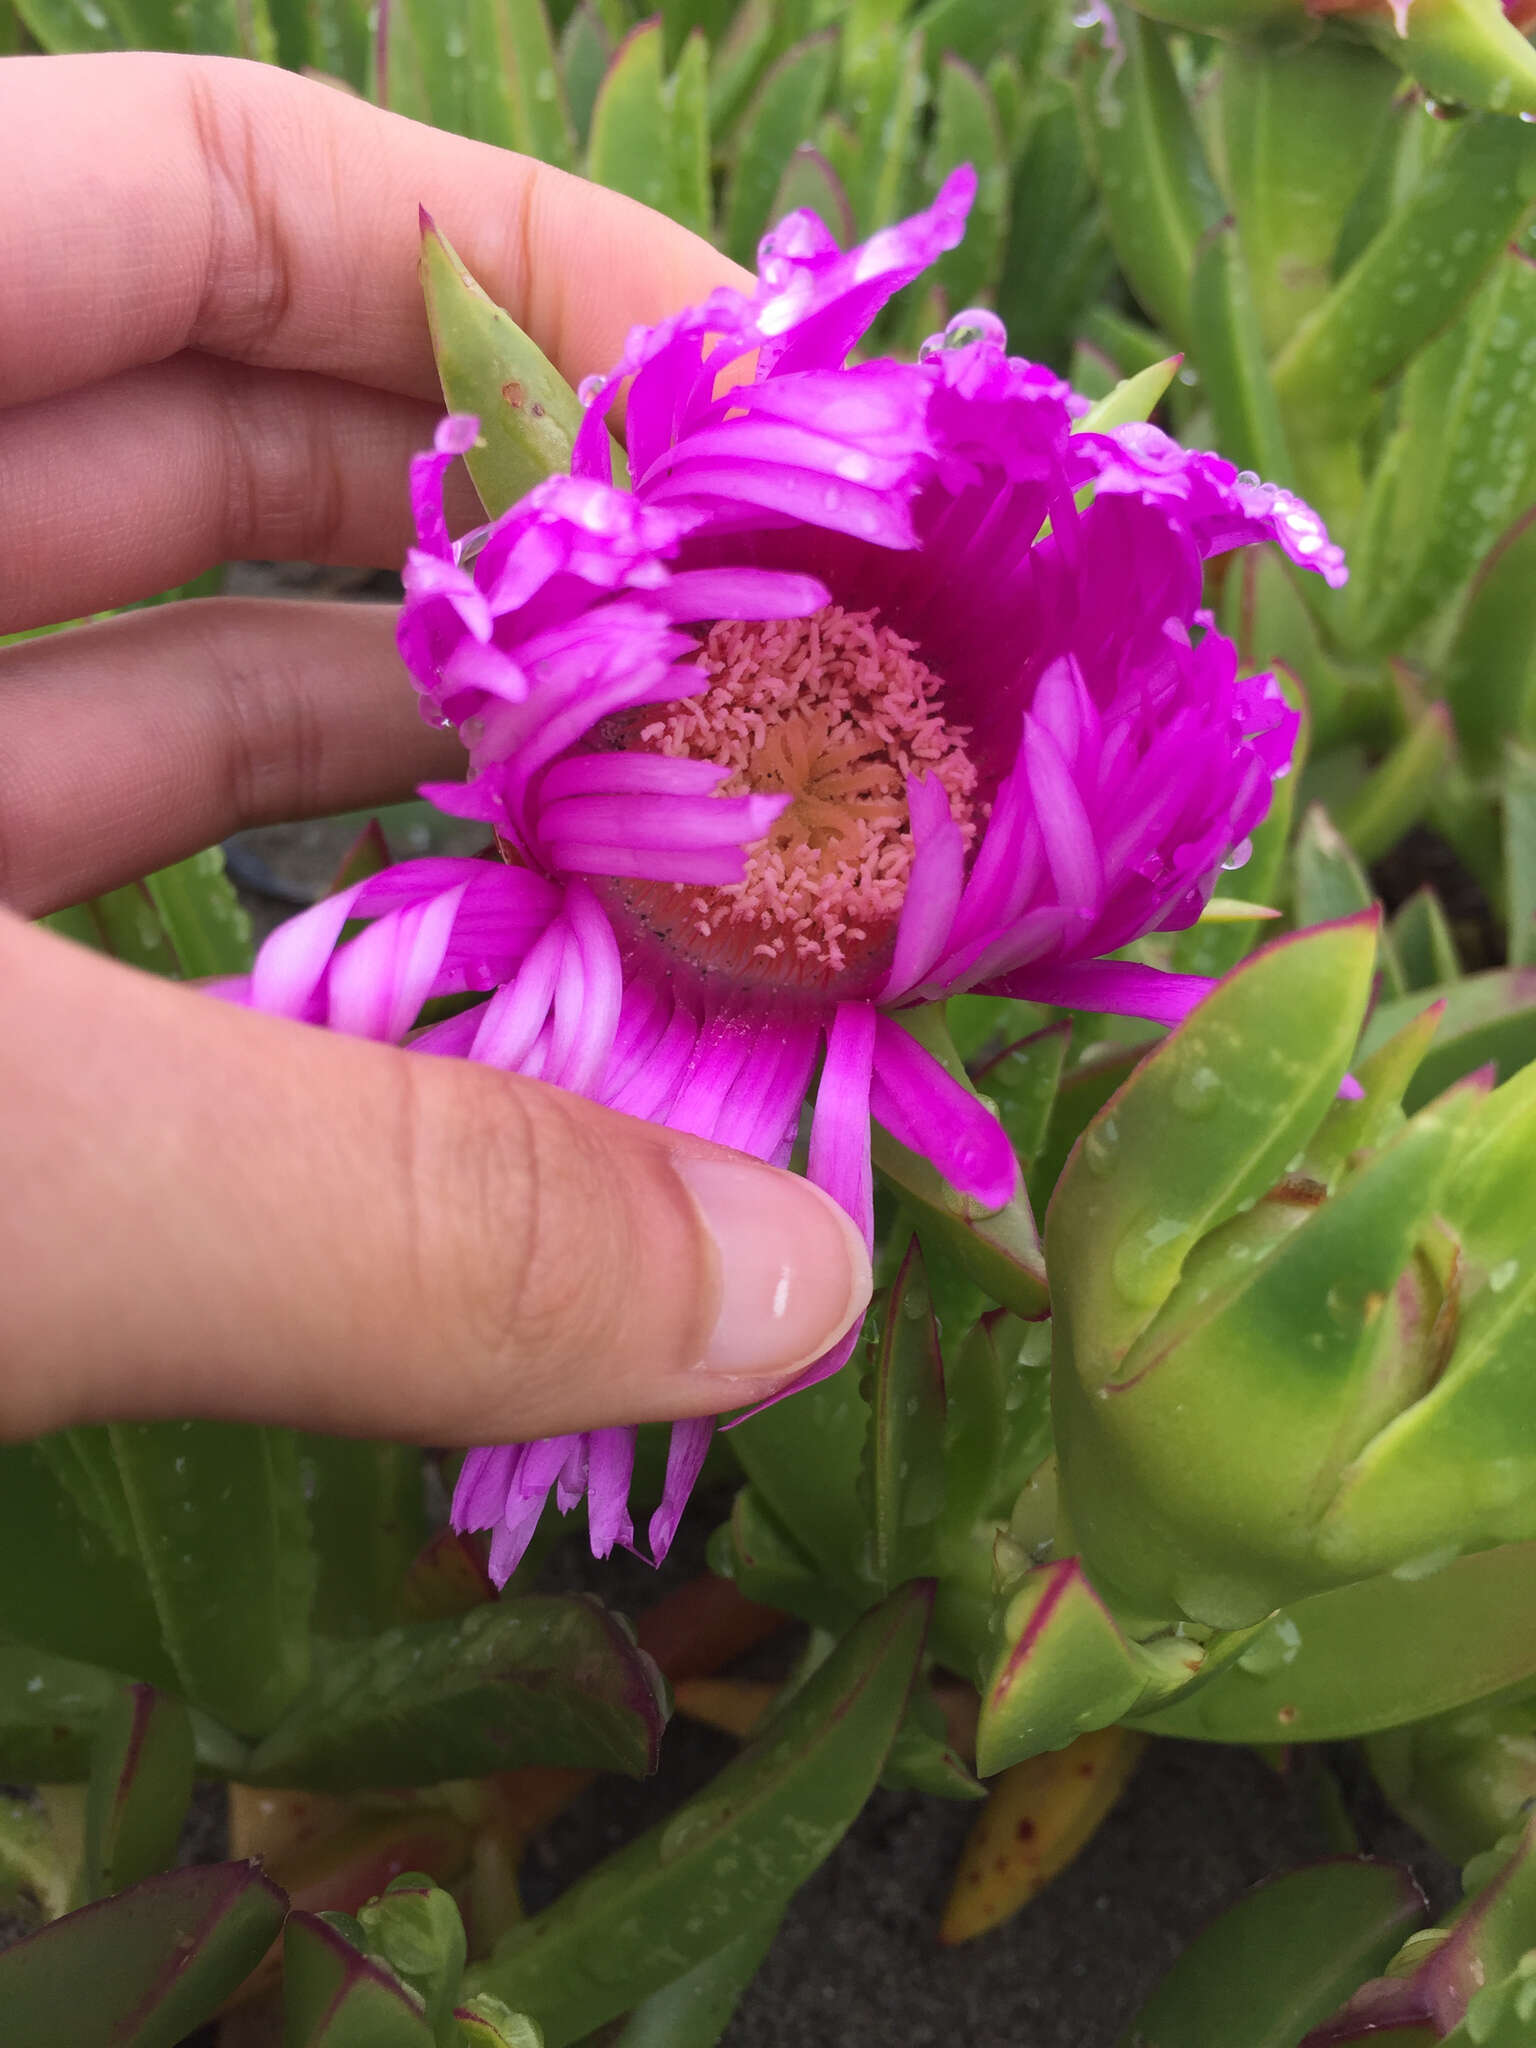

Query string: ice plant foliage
229 167 1343 1584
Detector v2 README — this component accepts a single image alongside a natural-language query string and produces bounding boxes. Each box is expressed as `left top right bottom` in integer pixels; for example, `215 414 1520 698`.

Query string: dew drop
1082 1115 1120 1179
1110 1215 1188 1307
1171 1064 1222 1118
1490 1258 1520 1294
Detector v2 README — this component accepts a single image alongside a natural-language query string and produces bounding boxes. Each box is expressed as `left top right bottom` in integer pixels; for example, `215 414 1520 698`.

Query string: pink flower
228 168 1342 1583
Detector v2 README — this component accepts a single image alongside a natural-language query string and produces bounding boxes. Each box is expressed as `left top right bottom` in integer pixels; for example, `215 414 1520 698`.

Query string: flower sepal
420 213 611 519
973 1554 1266 1776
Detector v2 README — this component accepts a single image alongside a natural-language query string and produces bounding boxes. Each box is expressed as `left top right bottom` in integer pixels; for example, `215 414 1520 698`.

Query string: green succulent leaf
1048 918 1378 1379
722 30 837 267
0 1645 123 1784
84 1685 194 1903
1443 509 1536 777
559 1 612 145
588 20 711 238
1367 1681 1536 1865
1075 7 1222 349
1390 888 1463 994
1119 1859 1429 2048
1335 707 1456 871
1138 1542 1536 1743
420 218 588 520
107 1420 315 1738
1361 969 1536 1110
0 1860 287 2048
468 1584 929 2047
926 54 1007 311
1358 0 1536 120
994 75 1113 368
1506 743 1536 971
1025 1040 1153 1217
1315 1065 1536 1579
604 1915 781 2048
0 1791 72 1923
284 1910 437 2047
769 143 854 240
976 1560 1146 1773
839 21 927 245
44 847 251 981
938 1310 1053 1540
708 1484 863 1637
301 1436 428 1638
11 0 123 51
1069 1086 1475 1624
1219 38 1401 359
1272 114 1536 448
866 1238 948 1592
1299 1812 1536 2045
357 1876 469 2046
708 0 815 140
971 1025 1070 1173
1071 352 1182 436
1350 249 1536 655
730 1361 872 1602
16 0 276 54
455 1994 545 2048
1188 218 1293 485
0 1444 174 1689
244 1597 667 1790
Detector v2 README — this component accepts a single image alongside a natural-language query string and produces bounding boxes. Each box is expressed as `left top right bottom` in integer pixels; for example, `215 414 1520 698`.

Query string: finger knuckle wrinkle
186 66 300 364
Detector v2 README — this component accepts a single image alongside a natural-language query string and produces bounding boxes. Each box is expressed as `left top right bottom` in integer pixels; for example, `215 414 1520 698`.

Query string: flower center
616 604 979 994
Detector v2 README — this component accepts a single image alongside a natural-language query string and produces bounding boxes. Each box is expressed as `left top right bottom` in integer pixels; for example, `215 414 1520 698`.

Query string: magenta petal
869 1014 1019 1212
882 773 967 999
586 1427 637 1558
807 1002 877 1251
470 918 566 1069
326 886 465 1042
549 881 623 1096
451 1444 517 1532
248 884 366 1017
555 1436 590 1515
538 754 730 802
538 789 787 858
656 568 830 622
648 1416 714 1565
995 960 1218 1026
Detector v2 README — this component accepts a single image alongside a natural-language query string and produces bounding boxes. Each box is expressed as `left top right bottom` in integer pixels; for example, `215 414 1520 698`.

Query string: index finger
0 50 749 411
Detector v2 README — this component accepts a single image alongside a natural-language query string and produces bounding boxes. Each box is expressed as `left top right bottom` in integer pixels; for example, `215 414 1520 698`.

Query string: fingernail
674 1157 872 1378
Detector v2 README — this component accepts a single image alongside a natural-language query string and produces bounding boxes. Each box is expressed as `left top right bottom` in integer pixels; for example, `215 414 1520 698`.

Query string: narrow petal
992 959 1218 1026
648 1416 714 1565
869 1014 1019 1213
451 1444 519 1532
537 754 730 803
548 881 623 1097
807 1001 878 1251
655 568 830 622
470 918 567 1069
326 885 466 1043
586 1428 637 1558
882 773 967 999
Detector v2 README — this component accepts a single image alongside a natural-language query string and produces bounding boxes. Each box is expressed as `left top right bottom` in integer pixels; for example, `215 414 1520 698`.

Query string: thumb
0 914 871 1444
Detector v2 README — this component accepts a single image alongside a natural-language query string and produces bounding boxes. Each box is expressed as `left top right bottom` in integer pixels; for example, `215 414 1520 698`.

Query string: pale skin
0 52 871 1447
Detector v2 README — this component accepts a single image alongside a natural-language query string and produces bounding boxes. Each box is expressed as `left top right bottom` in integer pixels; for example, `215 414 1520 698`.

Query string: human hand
0 51 870 1445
